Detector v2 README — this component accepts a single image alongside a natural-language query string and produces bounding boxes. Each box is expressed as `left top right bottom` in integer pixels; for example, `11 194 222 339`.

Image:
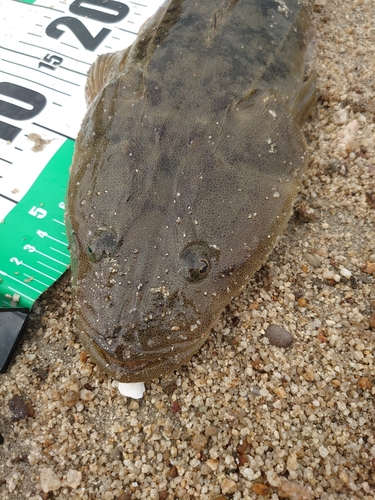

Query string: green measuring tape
0 140 73 309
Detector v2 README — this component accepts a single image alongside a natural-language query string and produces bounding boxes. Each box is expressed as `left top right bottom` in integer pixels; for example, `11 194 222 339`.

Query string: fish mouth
77 316 207 382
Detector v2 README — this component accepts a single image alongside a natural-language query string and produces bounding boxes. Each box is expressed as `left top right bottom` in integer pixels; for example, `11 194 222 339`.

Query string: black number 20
45 0 130 51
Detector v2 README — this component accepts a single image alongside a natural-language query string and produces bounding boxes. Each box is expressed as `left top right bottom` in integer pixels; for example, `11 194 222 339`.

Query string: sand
1 0 375 498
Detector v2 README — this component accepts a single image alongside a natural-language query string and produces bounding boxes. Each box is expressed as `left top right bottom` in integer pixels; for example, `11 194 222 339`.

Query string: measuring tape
0 0 164 309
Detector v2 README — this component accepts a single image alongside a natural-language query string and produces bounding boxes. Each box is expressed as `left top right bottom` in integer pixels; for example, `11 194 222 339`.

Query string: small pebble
361 261 375 275
204 425 218 437
206 459 218 471
304 252 321 267
265 325 294 348
332 108 347 124
8 394 33 420
287 453 298 470
221 478 237 495
191 434 207 450
306 318 322 330
63 390 79 407
339 267 352 279
313 0 327 11
40 468 61 493
278 479 313 500
297 297 308 307
65 469 82 489
164 383 177 395
274 386 287 398
252 483 269 495
79 388 94 401
117 494 131 500
166 465 178 479
111 445 123 461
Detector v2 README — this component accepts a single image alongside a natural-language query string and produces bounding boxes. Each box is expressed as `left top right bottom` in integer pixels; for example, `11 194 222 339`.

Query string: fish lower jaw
100 338 206 383
77 320 208 382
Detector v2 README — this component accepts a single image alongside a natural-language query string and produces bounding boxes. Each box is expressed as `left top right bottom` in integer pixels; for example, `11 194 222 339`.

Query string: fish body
66 0 316 382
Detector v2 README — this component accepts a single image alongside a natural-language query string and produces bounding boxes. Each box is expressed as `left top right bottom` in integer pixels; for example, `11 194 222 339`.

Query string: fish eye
87 229 118 261
179 242 211 283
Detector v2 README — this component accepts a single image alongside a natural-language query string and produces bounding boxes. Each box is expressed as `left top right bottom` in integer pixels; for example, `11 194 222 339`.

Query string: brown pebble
43 438 53 449
297 297 308 307
251 358 264 371
365 192 375 207
265 325 294 348
221 478 237 495
40 493 53 500
8 394 34 420
326 278 336 287
232 316 240 326
62 390 80 407
171 401 181 413
164 383 177 396
303 371 315 382
117 493 131 500
361 262 375 275
295 203 318 223
252 482 269 496
79 351 88 363
158 491 168 500
274 386 287 398
358 377 372 391
191 434 208 451
166 465 178 479
237 453 248 466
204 425 218 437
237 438 251 455
35 367 50 381
369 313 375 329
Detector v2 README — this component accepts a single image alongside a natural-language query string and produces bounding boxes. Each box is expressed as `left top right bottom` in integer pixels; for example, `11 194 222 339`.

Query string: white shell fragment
118 381 145 399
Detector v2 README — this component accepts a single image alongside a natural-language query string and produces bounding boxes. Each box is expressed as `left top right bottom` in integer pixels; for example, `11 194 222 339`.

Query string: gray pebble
265 325 294 348
304 252 322 268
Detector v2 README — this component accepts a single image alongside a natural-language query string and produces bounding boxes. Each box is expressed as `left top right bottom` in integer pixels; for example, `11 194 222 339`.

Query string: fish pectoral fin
288 70 317 127
85 48 131 107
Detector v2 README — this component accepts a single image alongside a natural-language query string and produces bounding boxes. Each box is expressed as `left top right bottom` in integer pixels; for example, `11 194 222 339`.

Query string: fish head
67 71 308 382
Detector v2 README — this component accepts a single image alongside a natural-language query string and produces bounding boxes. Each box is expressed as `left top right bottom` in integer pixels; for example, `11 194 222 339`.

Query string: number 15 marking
38 54 63 71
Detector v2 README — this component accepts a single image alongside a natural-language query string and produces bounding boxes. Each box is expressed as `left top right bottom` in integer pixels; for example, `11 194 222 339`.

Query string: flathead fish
66 0 316 382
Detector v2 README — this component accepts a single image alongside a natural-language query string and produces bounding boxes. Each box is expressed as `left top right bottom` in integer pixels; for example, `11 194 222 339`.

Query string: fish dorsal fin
288 70 317 127
85 48 131 107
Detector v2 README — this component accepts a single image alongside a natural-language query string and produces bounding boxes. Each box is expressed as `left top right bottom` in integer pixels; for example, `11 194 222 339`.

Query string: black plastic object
0 308 29 373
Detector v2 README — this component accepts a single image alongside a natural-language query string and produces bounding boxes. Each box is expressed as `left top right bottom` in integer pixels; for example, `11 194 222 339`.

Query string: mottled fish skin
66 0 316 382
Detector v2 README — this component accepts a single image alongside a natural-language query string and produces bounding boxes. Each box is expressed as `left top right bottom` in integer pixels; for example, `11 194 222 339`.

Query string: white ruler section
0 0 164 221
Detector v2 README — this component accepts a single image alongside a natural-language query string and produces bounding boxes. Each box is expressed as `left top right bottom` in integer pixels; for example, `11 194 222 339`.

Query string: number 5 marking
28 206 47 219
